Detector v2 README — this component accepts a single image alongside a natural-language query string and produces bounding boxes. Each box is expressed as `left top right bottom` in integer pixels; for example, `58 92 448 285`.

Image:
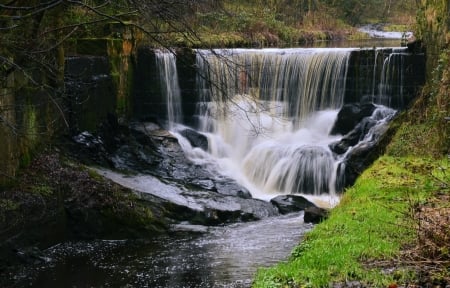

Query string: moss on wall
391 0 450 157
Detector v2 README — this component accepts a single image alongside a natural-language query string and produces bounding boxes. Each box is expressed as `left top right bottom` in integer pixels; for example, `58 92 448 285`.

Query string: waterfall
196 48 352 124
188 48 356 198
155 50 183 126
151 47 417 200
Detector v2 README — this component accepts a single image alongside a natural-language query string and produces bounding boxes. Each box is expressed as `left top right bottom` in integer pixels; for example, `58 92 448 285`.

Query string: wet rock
135 188 278 226
14 247 52 265
179 128 209 151
214 181 252 199
270 195 317 214
304 206 329 224
329 117 377 155
341 118 392 187
68 119 276 226
330 103 376 136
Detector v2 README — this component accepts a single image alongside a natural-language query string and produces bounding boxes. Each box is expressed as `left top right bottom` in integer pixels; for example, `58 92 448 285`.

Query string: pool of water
12 213 311 288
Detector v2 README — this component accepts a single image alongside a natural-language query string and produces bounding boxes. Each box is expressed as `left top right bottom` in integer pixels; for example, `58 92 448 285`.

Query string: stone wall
0 70 58 183
344 48 425 109
0 37 135 184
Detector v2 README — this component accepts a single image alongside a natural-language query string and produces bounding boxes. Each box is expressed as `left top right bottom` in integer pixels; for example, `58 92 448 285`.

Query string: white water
377 50 406 107
196 48 353 123
159 48 401 204
155 50 183 126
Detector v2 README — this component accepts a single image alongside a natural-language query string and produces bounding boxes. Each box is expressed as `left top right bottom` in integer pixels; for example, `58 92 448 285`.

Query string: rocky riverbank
0 118 329 284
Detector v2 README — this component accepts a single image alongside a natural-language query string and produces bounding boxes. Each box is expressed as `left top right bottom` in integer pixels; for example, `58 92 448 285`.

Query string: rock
135 188 278 226
214 181 252 199
329 117 377 155
179 128 209 151
330 103 376 136
341 118 391 187
14 247 51 265
72 131 104 149
270 195 317 214
304 206 329 224
407 37 423 54
69 118 277 226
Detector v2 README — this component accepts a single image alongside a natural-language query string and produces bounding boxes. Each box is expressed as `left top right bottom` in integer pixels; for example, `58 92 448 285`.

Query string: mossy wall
132 47 164 122
0 35 136 184
0 76 58 183
0 85 17 182
416 0 450 76
65 38 135 132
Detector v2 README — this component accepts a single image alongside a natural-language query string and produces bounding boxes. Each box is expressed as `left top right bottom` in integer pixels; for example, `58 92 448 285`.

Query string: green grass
253 156 445 287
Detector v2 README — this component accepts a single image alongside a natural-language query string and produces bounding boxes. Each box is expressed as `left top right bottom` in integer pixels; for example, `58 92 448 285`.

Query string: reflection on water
20 213 311 288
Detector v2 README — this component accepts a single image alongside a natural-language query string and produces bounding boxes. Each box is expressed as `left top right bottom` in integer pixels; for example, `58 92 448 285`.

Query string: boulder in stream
304 206 329 224
270 195 317 214
179 128 209 151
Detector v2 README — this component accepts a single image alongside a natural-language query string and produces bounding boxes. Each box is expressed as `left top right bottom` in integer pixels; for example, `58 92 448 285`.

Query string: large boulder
330 103 376 136
340 112 394 187
270 195 317 214
329 117 377 155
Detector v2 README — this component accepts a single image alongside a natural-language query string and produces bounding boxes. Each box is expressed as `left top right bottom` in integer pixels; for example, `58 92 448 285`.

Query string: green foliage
253 156 444 287
31 184 53 197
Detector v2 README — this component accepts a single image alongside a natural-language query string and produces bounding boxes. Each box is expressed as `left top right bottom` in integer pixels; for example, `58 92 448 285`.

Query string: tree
0 0 212 180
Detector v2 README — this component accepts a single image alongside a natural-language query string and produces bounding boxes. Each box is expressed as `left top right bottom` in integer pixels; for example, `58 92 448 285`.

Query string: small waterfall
155 50 183 126
372 48 407 108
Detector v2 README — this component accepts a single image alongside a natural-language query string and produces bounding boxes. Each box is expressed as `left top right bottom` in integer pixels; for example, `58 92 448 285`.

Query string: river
5 35 422 287
13 213 311 288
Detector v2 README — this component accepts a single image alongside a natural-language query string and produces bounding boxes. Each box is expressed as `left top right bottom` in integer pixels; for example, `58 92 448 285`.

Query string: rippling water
13 213 311 288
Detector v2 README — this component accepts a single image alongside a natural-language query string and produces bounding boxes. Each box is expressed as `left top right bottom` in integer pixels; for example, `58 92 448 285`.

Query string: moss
0 199 19 212
100 190 167 236
19 151 32 168
107 39 133 117
30 184 53 197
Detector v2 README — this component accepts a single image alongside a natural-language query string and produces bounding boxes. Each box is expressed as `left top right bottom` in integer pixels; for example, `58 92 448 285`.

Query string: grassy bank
253 155 449 287
254 2 450 284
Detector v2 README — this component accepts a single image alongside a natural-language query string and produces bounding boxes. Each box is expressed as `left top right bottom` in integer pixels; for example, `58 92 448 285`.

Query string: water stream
17 214 311 288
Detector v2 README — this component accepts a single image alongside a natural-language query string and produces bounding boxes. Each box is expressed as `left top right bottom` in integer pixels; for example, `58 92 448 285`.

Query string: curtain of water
195 49 351 124
374 48 407 108
190 49 355 197
155 50 183 126
152 48 408 198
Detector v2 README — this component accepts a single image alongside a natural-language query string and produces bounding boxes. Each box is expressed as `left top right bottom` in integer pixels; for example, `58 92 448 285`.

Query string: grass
253 156 447 287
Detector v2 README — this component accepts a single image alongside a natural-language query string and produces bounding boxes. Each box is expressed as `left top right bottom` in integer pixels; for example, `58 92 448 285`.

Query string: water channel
15 213 310 288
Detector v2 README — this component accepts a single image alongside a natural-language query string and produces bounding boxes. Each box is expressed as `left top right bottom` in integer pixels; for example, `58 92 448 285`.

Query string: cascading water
155 50 183 126
376 49 406 107
163 48 409 200
195 48 351 121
